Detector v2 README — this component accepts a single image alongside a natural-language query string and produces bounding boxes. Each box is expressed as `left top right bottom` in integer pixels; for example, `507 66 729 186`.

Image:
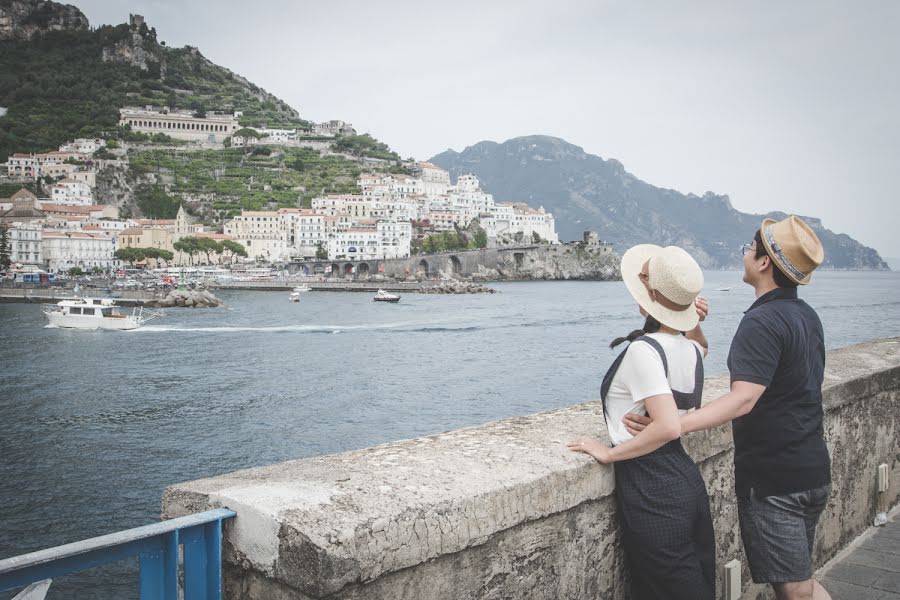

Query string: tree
473 226 488 249
532 231 543 244
68 266 84 276
315 241 328 260
0 224 11 270
156 249 174 267
194 237 223 264
114 247 146 265
136 185 179 219
173 237 200 265
220 240 247 263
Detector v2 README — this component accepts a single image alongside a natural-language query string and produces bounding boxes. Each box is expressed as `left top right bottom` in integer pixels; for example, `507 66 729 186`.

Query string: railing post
183 518 225 600
138 530 178 600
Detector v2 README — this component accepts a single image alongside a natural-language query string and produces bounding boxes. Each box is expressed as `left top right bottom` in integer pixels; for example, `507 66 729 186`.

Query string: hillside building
118 107 239 143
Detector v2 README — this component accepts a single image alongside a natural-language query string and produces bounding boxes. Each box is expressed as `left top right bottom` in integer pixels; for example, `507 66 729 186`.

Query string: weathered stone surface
163 338 900 599
158 288 223 308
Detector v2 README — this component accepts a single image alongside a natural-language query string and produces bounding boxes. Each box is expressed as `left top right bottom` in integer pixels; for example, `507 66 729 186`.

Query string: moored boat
42 298 165 330
289 291 301 302
373 289 400 303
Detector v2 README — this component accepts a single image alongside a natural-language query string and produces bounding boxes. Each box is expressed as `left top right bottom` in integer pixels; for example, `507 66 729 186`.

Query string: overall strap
601 335 703 414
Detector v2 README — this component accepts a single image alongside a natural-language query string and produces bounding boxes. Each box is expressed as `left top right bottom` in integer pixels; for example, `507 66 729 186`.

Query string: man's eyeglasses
741 243 754 256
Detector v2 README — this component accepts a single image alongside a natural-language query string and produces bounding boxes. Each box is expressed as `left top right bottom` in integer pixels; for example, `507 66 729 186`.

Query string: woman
568 244 715 600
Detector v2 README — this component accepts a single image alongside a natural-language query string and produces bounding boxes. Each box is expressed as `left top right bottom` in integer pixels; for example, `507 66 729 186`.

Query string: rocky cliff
431 136 889 271
0 0 87 41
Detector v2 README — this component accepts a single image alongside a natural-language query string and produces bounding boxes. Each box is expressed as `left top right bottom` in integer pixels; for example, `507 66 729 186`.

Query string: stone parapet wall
162 338 900 599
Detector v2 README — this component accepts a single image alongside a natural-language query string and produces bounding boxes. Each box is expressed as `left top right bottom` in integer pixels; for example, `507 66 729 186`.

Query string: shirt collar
745 286 798 314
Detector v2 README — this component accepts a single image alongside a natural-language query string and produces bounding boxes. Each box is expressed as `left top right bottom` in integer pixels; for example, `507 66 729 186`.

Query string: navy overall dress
601 336 715 600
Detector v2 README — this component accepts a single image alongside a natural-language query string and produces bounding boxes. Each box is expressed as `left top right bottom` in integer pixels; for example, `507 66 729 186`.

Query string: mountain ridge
430 135 888 271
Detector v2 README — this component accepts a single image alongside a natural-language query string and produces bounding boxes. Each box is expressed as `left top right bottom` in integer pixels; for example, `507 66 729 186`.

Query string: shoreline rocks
420 280 496 294
157 289 223 308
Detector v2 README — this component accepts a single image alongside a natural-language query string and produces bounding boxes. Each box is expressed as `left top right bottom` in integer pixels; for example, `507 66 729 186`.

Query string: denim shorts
737 484 830 584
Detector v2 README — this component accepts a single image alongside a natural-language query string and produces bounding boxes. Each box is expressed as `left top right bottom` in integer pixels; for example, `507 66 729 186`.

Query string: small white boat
373 289 400 303
42 298 165 331
289 291 301 302
293 284 311 292
716 287 732 292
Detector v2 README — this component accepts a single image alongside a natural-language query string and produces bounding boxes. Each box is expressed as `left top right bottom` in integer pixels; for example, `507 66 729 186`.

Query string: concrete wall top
162 337 900 598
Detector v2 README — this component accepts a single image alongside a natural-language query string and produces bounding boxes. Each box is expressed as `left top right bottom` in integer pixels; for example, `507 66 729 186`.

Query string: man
625 215 832 600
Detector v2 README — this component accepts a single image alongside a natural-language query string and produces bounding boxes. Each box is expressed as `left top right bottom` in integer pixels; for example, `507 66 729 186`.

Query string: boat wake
135 322 418 334
134 314 616 335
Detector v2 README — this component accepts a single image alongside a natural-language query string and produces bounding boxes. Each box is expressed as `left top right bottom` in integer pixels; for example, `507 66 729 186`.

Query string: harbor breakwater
163 337 900 600
287 239 620 282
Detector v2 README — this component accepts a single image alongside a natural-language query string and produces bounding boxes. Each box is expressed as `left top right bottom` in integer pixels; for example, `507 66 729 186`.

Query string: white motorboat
716 287 732 292
42 298 165 331
289 291 301 302
373 289 400 303
293 284 311 292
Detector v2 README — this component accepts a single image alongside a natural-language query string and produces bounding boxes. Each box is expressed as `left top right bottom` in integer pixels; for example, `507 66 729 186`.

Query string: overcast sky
74 0 900 258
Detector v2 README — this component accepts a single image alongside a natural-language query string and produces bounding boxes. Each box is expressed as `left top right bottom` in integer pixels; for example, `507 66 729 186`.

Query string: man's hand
567 438 613 464
622 412 652 436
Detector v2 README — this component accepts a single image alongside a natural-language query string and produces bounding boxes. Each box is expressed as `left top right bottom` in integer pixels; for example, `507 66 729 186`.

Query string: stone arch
343 263 354 276
449 255 462 275
313 263 325 275
514 252 525 269
330 262 340 276
358 262 370 275
418 259 429 275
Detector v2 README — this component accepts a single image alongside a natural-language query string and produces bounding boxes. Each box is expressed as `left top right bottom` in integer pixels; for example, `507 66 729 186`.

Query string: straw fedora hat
621 244 704 332
760 215 824 285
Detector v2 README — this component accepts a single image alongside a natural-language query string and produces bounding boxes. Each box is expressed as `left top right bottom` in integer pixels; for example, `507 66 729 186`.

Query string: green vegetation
67 266 84 276
172 236 245 265
0 182 38 197
128 147 409 217
334 134 400 161
0 224 11 269
114 246 175 265
135 184 180 219
315 241 328 260
0 22 308 157
412 220 488 255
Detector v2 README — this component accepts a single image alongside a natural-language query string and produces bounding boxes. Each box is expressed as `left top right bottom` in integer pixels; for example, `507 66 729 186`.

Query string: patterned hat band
764 225 807 281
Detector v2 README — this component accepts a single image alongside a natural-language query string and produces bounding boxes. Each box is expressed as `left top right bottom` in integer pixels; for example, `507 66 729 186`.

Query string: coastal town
1 126 558 275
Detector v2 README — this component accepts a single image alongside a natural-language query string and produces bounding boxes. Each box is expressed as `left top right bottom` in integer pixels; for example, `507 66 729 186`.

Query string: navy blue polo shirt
727 287 831 497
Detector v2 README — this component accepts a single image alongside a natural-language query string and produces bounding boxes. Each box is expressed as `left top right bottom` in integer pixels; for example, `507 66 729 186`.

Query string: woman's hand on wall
567 438 613 464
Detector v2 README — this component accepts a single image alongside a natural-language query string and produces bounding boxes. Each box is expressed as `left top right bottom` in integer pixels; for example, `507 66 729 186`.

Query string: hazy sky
74 0 900 258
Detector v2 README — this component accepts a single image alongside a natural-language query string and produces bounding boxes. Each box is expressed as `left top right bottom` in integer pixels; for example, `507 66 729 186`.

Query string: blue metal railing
0 508 235 600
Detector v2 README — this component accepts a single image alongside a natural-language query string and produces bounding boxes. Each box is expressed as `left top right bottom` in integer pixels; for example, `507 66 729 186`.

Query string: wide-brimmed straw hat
759 215 824 285
621 245 704 332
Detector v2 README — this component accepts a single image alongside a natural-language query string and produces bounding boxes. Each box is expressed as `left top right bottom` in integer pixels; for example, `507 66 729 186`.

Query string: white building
59 138 105 154
485 203 558 244
327 221 411 261
259 128 297 143
313 120 356 137
49 179 93 206
41 231 116 272
8 224 43 266
118 107 239 143
279 208 326 258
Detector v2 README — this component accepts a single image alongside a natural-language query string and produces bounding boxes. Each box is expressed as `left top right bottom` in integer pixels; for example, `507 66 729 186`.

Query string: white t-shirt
604 332 705 446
